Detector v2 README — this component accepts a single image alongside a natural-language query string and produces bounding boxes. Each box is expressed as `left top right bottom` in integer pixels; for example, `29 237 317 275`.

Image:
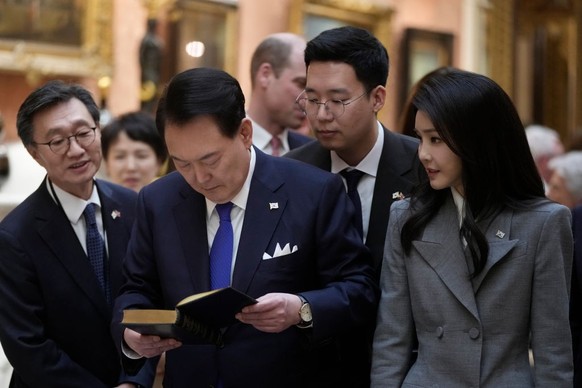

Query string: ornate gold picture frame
289 0 393 47
0 0 113 82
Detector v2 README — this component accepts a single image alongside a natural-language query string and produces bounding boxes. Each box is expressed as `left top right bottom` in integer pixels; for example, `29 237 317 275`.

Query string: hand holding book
122 287 257 346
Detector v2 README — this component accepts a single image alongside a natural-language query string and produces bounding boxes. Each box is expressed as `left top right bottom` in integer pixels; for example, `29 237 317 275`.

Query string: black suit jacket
286 125 422 272
571 205 582 387
0 178 154 388
285 125 422 388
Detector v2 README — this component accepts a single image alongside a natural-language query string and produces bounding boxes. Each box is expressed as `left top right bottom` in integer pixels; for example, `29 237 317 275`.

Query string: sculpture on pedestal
139 18 164 113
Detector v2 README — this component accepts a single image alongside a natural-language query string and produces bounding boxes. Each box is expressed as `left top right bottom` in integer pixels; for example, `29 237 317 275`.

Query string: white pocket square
262 242 298 260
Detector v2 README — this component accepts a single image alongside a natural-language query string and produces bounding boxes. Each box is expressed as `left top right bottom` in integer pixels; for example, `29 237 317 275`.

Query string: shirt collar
205 146 256 217
450 187 465 227
330 121 383 176
249 118 289 153
46 178 102 225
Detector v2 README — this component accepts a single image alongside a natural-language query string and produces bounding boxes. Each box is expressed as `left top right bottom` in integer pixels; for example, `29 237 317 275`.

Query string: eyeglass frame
32 126 98 155
295 90 369 119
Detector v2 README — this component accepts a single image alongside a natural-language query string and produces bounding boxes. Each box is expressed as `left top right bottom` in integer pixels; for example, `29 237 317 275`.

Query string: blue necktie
83 203 109 303
210 202 234 290
340 169 365 238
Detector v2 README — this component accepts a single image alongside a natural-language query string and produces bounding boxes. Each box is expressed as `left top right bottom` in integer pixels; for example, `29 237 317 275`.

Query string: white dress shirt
46 178 107 255
330 121 384 242
205 147 256 282
249 118 291 156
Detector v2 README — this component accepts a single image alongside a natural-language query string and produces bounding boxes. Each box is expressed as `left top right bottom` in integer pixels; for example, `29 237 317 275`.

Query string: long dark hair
401 68 544 277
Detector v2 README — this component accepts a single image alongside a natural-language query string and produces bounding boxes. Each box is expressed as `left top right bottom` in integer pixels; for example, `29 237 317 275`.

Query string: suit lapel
35 183 110 318
173 187 211 293
232 151 286 293
367 127 421 269
471 210 518 291
412 196 480 320
98 181 129 297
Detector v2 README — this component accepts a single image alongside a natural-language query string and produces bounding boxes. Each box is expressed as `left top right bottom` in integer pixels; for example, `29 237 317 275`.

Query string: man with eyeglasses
0 81 155 387
111 67 378 388
286 26 423 388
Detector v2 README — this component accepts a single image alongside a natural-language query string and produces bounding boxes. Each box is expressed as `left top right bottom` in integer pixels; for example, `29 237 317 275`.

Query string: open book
122 287 257 346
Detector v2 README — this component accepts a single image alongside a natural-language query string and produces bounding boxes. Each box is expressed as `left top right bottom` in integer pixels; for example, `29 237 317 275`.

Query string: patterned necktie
340 169 365 238
83 203 109 303
210 202 234 290
270 136 282 157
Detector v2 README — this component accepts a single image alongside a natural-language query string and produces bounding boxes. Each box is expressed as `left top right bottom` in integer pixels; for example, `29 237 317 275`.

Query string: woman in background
101 111 167 192
371 68 573 386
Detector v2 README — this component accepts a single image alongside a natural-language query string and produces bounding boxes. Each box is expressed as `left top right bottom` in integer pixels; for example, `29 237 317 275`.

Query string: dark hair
101 111 167 163
250 35 294 88
17 80 99 146
398 67 455 137
304 26 389 92
156 67 246 139
401 68 544 276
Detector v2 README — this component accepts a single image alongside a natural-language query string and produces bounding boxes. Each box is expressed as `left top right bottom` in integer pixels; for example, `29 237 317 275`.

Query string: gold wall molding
0 0 113 84
486 0 515 96
289 0 393 45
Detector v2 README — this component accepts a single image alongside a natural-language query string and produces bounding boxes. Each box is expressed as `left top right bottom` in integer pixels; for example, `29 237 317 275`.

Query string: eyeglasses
295 91 367 119
33 127 97 155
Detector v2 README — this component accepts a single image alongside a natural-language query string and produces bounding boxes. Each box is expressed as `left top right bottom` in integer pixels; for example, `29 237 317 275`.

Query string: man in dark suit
285 26 423 387
571 204 582 387
0 81 154 387
247 33 313 156
112 67 378 388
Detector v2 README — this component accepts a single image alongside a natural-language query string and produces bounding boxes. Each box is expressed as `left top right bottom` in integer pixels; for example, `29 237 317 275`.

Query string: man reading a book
112 67 378 388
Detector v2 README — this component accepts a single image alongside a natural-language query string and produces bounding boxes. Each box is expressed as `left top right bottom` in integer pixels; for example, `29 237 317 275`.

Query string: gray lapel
412 195 480 320
471 210 518 291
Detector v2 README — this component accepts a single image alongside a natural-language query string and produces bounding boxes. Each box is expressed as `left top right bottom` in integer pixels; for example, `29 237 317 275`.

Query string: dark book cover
122 287 257 345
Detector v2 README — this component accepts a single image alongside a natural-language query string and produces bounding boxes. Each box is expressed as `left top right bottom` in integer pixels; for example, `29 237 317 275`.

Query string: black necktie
83 203 109 303
340 169 365 238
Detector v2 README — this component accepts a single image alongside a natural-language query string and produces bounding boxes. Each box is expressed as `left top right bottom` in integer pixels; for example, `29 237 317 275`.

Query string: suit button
435 326 444 338
469 327 480 339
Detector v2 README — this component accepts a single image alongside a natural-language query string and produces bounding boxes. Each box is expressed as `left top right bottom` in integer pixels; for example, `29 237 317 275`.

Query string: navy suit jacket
112 149 378 388
571 205 582 387
287 130 314 150
0 178 154 388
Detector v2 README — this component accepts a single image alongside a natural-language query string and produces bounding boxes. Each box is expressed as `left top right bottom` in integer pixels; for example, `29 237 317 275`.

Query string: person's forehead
32 99 94 136
306 62 359 88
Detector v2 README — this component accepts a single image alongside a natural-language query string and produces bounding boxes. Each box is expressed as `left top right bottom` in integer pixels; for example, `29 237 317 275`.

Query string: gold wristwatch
297 295 313 328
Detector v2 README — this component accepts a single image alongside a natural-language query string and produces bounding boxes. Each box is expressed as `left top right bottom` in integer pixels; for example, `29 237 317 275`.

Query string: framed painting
0 0 113 81
399 28 453 111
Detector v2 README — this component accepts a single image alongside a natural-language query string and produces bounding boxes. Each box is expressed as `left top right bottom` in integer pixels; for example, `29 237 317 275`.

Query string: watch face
300 303 312 322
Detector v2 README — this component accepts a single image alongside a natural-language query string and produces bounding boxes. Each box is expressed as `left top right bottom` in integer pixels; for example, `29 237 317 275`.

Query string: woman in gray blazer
371 68 573 387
